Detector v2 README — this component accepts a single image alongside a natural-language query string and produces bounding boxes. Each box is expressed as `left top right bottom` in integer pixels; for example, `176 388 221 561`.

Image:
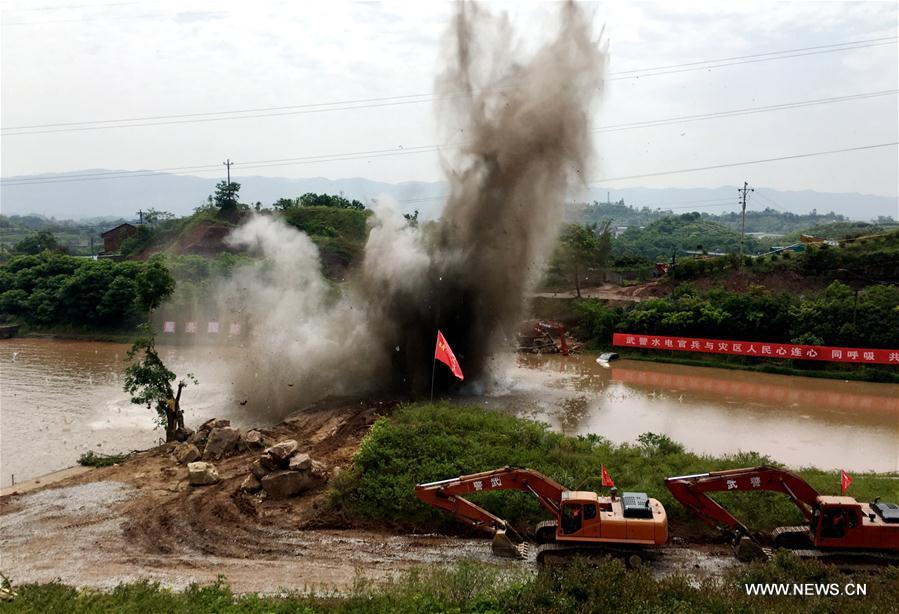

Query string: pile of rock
242 439 327 499
173 418 274 487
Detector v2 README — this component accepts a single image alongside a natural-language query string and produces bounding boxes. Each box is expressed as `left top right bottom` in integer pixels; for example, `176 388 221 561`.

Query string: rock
174 443 201 465
249 458 271 479
265 440 298 463
187 461 220 486
188 428 210 447
311 460 329 479
288 452 312 471
261 469 315 499
203 426 241 460
239 429 270 452
241 474 262 493
199 418 231 431
259 453 280 471
171 426 194 442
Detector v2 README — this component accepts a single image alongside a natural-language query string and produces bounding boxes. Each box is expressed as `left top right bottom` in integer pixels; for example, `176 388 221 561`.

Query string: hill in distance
1 170 896 221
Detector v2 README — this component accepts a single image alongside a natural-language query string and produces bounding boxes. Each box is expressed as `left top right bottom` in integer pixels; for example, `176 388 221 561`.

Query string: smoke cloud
217 2 605 415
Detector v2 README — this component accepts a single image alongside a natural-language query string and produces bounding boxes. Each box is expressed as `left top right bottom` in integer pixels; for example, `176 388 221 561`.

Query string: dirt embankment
1 401 524 592
0 400 737 593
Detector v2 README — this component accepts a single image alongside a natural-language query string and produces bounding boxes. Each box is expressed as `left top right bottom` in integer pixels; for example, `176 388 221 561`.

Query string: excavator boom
415 467 566 557
665 466 820 535
415 466 564 532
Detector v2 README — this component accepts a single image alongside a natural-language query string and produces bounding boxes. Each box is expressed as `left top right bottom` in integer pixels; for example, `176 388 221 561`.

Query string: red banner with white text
612 333 899 365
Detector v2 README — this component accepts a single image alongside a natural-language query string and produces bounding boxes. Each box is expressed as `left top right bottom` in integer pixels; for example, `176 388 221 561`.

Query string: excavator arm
665 466 820 537
415 467 566 556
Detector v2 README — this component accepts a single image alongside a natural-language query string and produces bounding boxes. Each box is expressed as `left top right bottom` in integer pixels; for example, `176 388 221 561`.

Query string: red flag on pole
435 330 464 380
840 470 852 495
601 464 615 488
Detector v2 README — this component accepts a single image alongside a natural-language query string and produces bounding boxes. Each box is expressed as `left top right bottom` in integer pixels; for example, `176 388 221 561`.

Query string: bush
330 403 898 535
77 450 129 467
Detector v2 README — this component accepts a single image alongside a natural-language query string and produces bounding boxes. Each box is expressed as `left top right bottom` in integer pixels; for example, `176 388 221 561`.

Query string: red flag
840 470 852 495
435 330 464 380
601 464 614 488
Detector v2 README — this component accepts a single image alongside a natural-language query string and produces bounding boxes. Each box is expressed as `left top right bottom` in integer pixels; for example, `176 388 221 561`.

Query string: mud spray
214 2 605 416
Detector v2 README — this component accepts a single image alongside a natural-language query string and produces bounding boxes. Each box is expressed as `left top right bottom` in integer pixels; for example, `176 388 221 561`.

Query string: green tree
213 180 241 215
135 260 175 313
557 222 611 298
123 326 196 442
298 192 365 210
12 231 61 255
272 197 297 210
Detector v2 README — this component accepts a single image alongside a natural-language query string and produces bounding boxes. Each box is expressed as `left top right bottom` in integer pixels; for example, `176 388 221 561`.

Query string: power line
3 142 895 195
591 142 898 183
4 87 896 186
606 36 897 76
592 90 896 133
3 36 895 135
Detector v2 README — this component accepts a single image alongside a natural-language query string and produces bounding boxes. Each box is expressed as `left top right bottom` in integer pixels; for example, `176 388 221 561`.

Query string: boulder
170 426 194 442
311 460 329 479
241 474 262 493
259 453 280 471
249 458 271 479
199 418 231 431
288 452 312 471
239 429 270 452
203 426 241 460
265 440 298 463
187 461 220 486
188 428 210 447
174 443 201 465
261 469 315 499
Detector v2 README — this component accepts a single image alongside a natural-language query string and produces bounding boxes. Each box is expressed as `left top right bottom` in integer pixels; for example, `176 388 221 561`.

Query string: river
1 338 897 484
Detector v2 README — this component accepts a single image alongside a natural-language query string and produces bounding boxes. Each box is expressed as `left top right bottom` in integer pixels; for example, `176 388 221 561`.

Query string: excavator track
535 542 656 568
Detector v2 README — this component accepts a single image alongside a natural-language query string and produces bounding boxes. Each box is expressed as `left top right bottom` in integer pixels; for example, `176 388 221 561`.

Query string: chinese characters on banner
612 333 898 365
157 321 243 335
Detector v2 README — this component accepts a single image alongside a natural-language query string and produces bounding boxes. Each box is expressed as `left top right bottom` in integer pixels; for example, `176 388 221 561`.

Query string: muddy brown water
1 338 897 485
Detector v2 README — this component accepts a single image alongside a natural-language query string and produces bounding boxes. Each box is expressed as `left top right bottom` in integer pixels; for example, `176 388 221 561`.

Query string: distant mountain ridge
1 170 896 220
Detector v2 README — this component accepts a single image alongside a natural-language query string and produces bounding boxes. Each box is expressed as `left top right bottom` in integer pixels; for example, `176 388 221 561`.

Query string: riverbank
4 555 897 613
1 402 897 608
610 349 899 384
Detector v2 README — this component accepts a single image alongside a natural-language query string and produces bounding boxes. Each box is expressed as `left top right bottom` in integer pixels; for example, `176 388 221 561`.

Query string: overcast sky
2 1 897 202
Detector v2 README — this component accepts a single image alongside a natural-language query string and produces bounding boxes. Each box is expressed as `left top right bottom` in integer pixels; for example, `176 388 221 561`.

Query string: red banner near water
612 333 899 365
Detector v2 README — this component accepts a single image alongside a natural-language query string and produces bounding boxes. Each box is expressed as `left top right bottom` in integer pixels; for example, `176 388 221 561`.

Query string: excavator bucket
491 529 530 559
734 536 768 562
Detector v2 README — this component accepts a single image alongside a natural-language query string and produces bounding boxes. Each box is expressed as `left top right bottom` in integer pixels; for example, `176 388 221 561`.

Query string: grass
329 403 899 536
3 556 897 613
77 450 129 467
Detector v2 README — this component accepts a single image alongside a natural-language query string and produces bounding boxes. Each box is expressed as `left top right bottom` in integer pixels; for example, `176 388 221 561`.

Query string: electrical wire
3 37 895 134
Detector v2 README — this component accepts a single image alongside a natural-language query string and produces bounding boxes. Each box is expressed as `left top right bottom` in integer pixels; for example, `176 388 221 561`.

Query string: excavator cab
561 502 597 534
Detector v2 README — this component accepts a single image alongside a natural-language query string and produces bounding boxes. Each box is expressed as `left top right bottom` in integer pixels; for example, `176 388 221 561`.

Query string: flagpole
430 346 437 403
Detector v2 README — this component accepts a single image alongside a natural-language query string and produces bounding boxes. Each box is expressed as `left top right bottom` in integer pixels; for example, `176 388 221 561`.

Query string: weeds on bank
3 556 898 613
77 450 129 467
329 403 899 534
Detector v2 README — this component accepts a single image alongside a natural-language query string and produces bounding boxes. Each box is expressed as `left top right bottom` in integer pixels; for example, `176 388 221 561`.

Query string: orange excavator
415 467 668 565
517 320 572 355
665 466 899 565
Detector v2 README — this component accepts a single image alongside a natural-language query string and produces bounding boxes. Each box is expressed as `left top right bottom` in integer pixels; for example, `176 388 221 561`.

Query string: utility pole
223 158 233 184
137 209 144 224
737 181 754 264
